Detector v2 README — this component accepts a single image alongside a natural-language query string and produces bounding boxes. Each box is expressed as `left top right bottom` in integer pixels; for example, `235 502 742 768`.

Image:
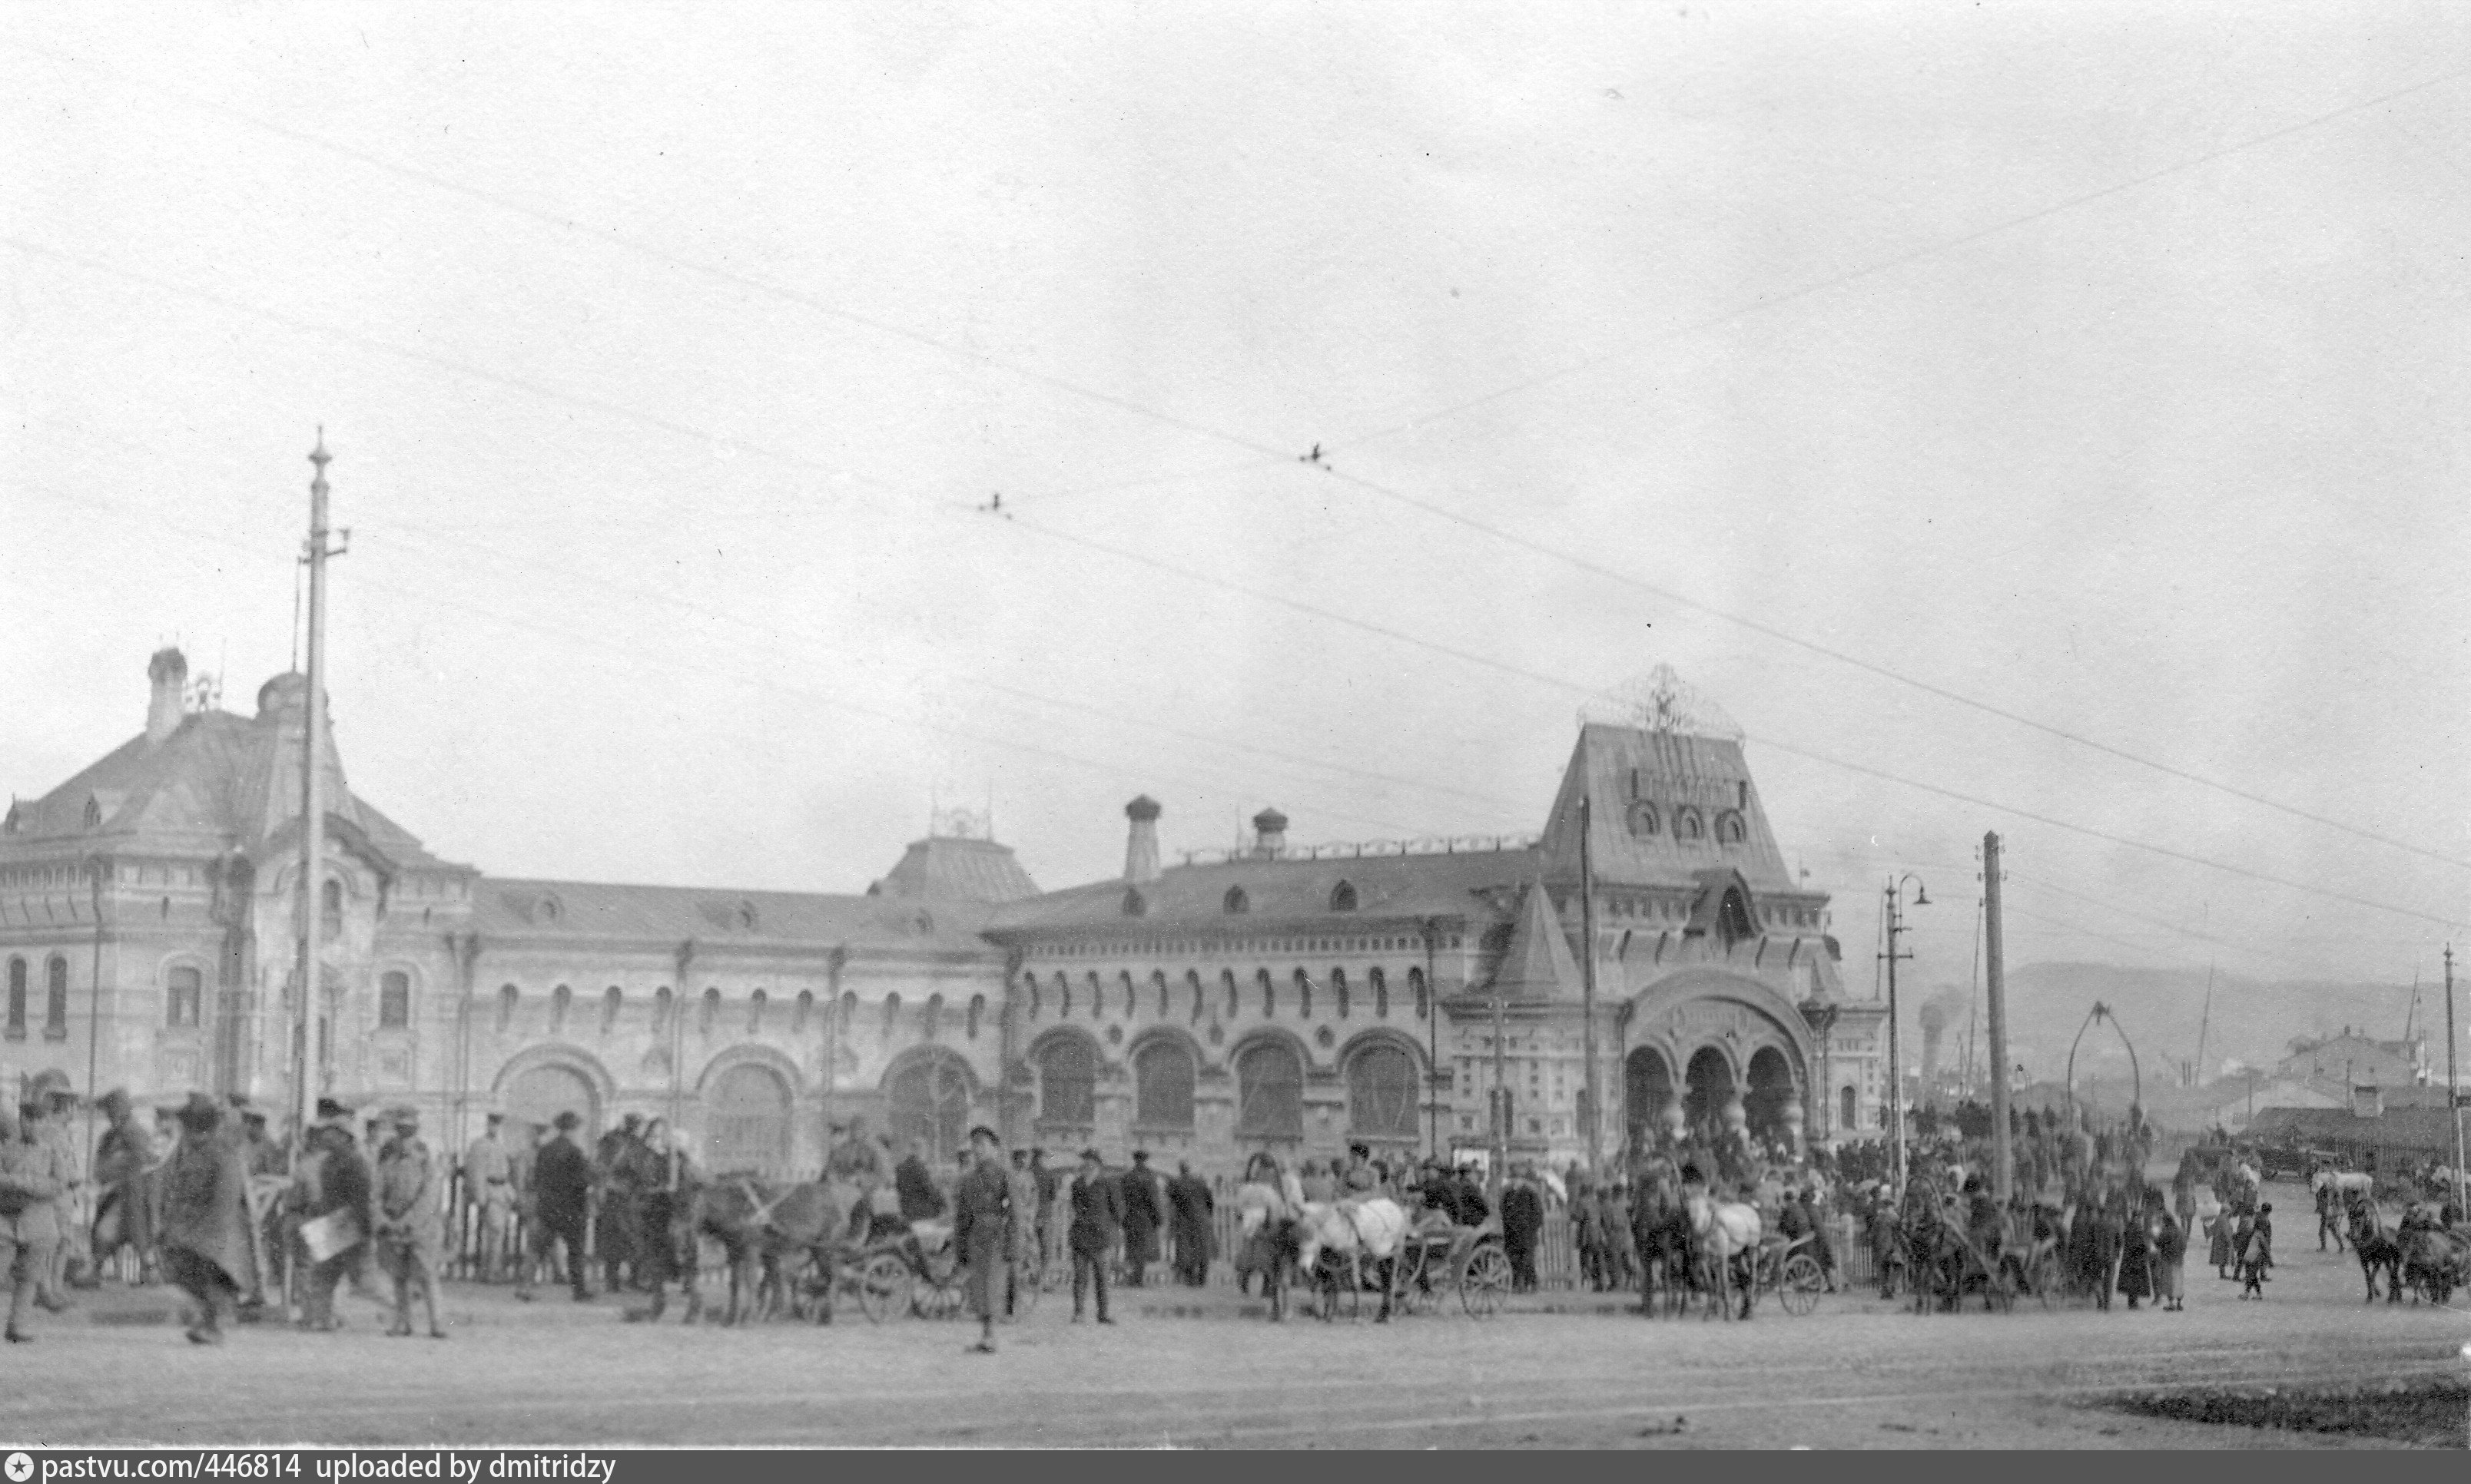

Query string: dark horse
633 1171 857 1326
1628 1173 1694 1318
2345 1198 2404 1303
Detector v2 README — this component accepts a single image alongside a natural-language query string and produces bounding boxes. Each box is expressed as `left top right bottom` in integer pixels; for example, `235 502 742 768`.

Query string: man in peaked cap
1118 1150 1163 1289
90 1087 157 1286
1066 1148 1121 1325
517 1110 593 1303
953 1125 1009 1354
462 1111 517 1283
373 1106 446 1340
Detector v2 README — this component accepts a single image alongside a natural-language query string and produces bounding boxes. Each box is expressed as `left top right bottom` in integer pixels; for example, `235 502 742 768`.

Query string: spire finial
309 427 331 491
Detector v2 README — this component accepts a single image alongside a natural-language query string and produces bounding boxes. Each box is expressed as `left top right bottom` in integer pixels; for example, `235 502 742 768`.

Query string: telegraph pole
1490 985 1509 1208
1578 796 1602 1174
1982 833 2012 1203
293 432 344 1153
1881 875 1926 1198
2447 944 2463 1209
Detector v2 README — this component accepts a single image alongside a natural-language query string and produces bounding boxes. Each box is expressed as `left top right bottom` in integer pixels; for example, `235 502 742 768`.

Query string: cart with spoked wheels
903 1220 969 1319
1385 1215 1513 1318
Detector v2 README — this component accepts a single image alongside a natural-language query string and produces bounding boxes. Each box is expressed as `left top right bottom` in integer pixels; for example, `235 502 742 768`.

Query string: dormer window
735 901 758 932
1714 810 1747 845
1223 886 1249 915
83 797 101 830
1626 801 1660 838
1122 888 1147 918
1674 808 1706 841
1329 880 1358 913
537 894 562 925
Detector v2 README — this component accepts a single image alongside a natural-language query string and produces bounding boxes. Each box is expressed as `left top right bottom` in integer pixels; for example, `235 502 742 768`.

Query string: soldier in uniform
158 1095 254 1346
1066 1148 1121 1325
0 1099 74 1342
594 1113 647 1293
825 1117 885 1185
90 1088 158 1286
463 1112 517 1282
373 1106 448 1340
1119 1151 1163 1288
25 1072 83 1307
517 1111 594 1303
953 1125 1010 1355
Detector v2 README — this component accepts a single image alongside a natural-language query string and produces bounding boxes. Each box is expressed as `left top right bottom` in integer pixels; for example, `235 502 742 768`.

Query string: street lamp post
1881 873 1929 1198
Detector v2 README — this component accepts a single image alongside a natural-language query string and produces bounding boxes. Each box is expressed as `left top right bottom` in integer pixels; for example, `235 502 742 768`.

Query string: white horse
1232 1181 1303 1319
1292 1197 1412 1322
1683 1188 1764 1320
2312 1168 2374 1200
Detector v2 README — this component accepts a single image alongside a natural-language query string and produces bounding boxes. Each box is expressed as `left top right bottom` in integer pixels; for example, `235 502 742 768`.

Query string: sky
5 3 2469 1019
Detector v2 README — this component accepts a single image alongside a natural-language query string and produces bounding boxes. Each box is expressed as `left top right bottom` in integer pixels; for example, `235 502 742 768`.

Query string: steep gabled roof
982 846 1539 935
473 877 1000 953
1535 724 1802 894
874 836 1040 904
1483 879 1582 1005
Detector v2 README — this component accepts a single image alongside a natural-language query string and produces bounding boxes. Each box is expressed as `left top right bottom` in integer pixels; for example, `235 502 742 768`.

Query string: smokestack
1251 807 1288 860
1123 796 1161 883
146 648 188 744
1918 989 1960 1108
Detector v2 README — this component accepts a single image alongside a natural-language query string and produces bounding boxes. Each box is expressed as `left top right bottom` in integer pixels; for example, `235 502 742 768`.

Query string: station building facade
2 651 1889 1178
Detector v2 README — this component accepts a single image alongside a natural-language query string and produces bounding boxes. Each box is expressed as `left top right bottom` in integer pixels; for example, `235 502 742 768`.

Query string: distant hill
1939 962 2429 1091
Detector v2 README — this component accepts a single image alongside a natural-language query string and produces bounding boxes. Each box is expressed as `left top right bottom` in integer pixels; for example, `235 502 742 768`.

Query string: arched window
967 993 985 1039
6 958 26 1038
795 989 814 1034
701 987 722 1037
1348 1043 1418 1139
45 956 68 1039
550 984 572 1034
1330 880 1358 913
1153 970 1170 1020
1236 1041 1305 1138
496 983 519 1034
603 986 624 1035
1717 887 1756 946
1408 967 1428 1019
1187 970 1205 1023
1087 972 1103 1020
1223 886 1249 914
1120 972 1136 1019
1675 808 1705 841
748 989 768 1035
887 1049 976 1163
1839 1085 1857 1134
1294 968 1312 1019
1370 966 1389 1019
1222 969 1239 1021
1259 968 1275 1019
378 970 410 1030
1626 800 1660 837
1122 887 1147 918
1332 967 1349 1019
167 966 204 1029
923 992 944 1039
1715 810 1747 845
1037 1037 1096 1127
705 1063 791 1174
1060 976 1073 1019
880 992 901 1042
839 989 857 1030
321 879 343 938
652 986 673 1035
1134 1040 1196 1130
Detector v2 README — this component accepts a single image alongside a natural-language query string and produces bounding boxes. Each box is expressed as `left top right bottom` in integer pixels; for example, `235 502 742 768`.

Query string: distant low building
2275 1030 2426 1092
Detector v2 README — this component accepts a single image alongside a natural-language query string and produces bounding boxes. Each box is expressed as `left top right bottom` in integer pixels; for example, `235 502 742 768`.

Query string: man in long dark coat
158 1095 253 1344
89 1088 157 1286
1067 1148 1121 1324
953 1125 1010 1354
517 1111 593 1302
894 1139 946 1223
1119 1151 1163 1288
1499 1168 1544 1294
1166 1161 1215 1287
294 1117 373 1332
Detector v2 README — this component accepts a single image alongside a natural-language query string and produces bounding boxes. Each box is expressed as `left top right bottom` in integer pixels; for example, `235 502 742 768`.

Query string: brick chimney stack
1251 807 1288 860
1123 796 1162 884
146 647 188 745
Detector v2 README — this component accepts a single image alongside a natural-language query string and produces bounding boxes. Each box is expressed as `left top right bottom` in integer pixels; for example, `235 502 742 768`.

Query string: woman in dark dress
2116 1194 2154 1310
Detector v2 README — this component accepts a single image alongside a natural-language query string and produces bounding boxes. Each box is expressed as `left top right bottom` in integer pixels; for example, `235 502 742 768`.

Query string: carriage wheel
1460 1244 1512 1319
916 1274 966 1321
1395 1243 1439 1316
856 1253 909 1324
1777 1254 1824 1317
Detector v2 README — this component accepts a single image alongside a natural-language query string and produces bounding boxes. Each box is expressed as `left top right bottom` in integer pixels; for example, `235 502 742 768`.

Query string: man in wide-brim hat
158 1093 252 1344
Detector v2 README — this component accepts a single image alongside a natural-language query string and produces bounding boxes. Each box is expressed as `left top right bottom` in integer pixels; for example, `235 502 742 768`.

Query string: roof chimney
146 648 188 745
1123 796 1162 884
1252 807 1288 860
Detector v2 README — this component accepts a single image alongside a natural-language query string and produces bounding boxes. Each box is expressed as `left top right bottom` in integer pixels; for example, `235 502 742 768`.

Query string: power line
15 43 2465 871
1321 62 2471 453
16 238 2464 932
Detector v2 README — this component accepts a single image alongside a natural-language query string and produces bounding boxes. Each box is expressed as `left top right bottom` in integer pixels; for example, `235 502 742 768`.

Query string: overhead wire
9 41 2464 871
13 239 2467 933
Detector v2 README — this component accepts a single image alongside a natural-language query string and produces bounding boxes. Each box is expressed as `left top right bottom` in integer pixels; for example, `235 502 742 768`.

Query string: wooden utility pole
294 432 343 1151
1578 796 1601 1174
2447 944 2463 1208
1982 833 2012 1203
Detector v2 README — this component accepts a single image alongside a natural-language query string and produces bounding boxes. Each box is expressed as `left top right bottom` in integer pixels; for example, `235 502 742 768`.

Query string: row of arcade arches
1029 1029 1420 1143
1020 966 1430 1023
1622 1042 1801 1149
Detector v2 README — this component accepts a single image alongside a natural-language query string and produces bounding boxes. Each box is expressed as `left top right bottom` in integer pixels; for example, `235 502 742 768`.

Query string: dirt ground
8 1178 2467 1449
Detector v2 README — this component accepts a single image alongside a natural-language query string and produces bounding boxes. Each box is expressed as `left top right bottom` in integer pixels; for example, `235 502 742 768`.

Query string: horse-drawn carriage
1385 1213 1514 1318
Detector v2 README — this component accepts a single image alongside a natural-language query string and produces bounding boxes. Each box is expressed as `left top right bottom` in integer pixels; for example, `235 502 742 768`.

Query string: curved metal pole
2065 1002 2141 1123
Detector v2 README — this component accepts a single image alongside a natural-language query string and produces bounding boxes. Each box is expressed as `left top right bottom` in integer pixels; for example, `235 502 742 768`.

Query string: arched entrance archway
1624 1047 1674 1153
506 1062 599 1143
1683 1047 1733 1143
705 1062 792 1174
885 1049 976 1163
1744 1045 1799 1148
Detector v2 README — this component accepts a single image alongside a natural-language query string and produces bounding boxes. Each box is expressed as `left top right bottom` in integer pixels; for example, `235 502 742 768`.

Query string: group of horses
2314 1170 2468 1307
1225 1169 1776 1323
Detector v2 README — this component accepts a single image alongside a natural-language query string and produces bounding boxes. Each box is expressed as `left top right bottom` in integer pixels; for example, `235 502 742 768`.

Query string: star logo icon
6 1451 35 1482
